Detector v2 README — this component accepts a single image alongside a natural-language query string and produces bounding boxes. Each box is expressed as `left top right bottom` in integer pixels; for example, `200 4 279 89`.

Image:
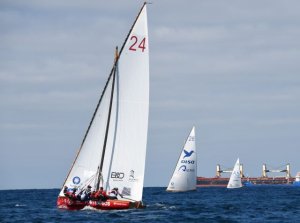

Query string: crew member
63 186 68 196
93 187 108 201
80 185 92 201
109 187 123 200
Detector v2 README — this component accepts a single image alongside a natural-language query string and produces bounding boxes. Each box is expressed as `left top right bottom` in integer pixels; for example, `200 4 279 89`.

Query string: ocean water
0 187 299 223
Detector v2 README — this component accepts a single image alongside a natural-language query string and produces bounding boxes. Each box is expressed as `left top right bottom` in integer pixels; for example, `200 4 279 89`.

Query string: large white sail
59 4 149 203
166 127 197 192
227 158 242 189
103 4 149 202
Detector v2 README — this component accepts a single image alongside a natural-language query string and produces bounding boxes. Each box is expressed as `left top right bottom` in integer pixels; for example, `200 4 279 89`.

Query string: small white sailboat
227 158 243 189
166 127 197 192
57 3 149 210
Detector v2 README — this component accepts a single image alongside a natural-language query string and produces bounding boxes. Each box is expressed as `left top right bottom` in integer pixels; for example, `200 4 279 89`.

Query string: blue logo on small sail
178 165 187 171
73 176 81 184
183 149 194 158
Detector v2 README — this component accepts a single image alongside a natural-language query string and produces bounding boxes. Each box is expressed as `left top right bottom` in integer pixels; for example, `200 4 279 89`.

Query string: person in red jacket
92 187 108 201
64 187 77 200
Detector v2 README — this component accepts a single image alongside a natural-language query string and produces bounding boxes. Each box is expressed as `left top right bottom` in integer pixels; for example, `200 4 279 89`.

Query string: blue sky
1 0 300 189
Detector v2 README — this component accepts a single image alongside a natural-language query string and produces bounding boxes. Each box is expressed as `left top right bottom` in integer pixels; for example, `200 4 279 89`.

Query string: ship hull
197 177 296 187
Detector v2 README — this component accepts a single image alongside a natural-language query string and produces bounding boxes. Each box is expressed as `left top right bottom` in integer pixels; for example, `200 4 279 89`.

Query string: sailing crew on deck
79 185 92 201
108 187 123 200
63 186 78 200
63 186 68 196
91 187 108 201
90 190 96 200
65 187 77 200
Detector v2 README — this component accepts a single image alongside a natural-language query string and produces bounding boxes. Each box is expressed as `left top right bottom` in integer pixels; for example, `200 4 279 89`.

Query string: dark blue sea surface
0 187 299 222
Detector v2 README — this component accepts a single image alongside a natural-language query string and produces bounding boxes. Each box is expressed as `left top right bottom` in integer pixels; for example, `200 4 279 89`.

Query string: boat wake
151 202 177 210
82 205 133 213
15 204 26 207
82 205 99 211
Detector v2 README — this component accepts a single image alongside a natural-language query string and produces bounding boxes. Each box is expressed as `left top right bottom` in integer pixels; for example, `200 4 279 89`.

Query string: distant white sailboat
166 127 197 192
227 158 242 189
57 3 149 210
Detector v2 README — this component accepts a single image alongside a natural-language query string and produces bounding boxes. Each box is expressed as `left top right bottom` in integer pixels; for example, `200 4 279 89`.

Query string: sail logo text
111 172 124 179
181 160 195 164
178 165 195 172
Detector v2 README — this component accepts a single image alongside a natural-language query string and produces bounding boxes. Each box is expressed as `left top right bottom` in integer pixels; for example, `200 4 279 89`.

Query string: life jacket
99 190 107 196
66 191 77 200
101 190 107 196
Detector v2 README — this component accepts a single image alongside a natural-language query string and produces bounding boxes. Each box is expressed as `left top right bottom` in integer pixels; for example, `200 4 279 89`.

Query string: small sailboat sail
57 3 149 210
227 158 242 189
166 127 197 192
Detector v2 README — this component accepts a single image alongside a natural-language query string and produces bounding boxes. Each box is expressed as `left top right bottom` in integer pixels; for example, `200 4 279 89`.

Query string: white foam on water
15 204 26 207
82 205 101 211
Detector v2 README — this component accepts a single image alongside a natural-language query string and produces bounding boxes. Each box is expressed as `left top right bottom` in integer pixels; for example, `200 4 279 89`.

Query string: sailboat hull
89 200 144 210
57 3 149 211
57 196 144 210
57 196 87 210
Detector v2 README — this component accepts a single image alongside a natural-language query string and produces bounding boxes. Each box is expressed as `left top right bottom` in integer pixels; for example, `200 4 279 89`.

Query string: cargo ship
197 163 300 187
197 176 296 187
